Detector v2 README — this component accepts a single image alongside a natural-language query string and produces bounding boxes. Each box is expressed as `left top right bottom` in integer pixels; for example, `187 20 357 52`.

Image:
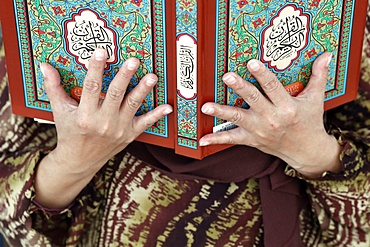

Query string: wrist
286 134 343 179
34 151 99 209
48 147 105 176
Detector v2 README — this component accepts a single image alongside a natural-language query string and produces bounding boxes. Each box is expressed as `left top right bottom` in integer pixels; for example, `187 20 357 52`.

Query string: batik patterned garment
1 6 370 247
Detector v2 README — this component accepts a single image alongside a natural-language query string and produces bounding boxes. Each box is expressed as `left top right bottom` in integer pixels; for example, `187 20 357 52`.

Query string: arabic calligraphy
65 9 118 70
266 15 306 61
70 20 114 60
176 34 197 100
179 45 195 90
261 5 310 71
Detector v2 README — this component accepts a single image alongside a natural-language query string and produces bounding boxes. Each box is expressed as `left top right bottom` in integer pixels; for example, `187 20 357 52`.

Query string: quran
0 0 367 159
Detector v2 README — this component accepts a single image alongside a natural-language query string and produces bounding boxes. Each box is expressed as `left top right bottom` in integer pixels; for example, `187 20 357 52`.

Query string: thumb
300 52 332 99
40 63 78 113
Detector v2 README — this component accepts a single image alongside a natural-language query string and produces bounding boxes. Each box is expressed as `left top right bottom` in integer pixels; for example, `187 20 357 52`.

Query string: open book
0 0 367 159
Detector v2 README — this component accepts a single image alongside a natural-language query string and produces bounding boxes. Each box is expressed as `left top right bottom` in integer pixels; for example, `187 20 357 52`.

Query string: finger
201 102 251 127
41 63 78 114
300 52 332 100
133 104 173 134
199 128 243 146
120 74 159 118
79 48 107 113
102 58 140 112
247 59 291 106
222 72 271 112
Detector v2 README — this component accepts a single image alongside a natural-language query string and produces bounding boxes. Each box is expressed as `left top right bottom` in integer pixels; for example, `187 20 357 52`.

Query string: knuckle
96 123 110 136
229 109 243 124
94 121 119 139
268 118 282 131
125 95 141 111
113 128 126 141
84 76 101 93
246 89 260 104
108 85 125 101
283 105 299 124
263 77 280 92
75 115 91 133
265 105 298 131
284 104 298 118
266 112 283 131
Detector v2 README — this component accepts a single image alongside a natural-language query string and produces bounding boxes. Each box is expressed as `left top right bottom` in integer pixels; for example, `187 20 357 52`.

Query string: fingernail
223 74 236 85
146 77 157 86
326 53 332 68
248 59 260 72
94 49 105 61
39 64 46 78
163 108 173 115
127 60 139 70
202 105 214 115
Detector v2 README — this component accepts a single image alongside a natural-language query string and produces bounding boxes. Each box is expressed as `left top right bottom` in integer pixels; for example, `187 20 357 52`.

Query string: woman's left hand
199 52 342 178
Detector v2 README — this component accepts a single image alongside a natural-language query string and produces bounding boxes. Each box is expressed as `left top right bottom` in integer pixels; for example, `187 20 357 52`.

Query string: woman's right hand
34 49 172 209
41 48 172 175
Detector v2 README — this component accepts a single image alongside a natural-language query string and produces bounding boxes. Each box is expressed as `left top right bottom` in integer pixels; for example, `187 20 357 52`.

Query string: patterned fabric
1 8 370 247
